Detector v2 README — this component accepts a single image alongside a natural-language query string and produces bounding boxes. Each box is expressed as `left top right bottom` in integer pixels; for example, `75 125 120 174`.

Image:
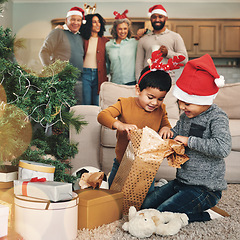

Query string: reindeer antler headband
84 3 97 15
138 50 185 84
113 9 129 19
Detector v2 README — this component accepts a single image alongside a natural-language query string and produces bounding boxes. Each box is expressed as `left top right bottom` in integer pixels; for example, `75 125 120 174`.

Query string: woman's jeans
82 68 99 105
108 158 155 192
141 179 222 222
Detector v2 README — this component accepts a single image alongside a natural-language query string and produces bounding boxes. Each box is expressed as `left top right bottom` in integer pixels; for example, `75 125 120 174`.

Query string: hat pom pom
82 19 86 24
214 75 225 88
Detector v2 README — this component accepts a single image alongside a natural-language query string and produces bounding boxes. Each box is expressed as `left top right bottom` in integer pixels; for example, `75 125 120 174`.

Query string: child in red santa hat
141 54 232 222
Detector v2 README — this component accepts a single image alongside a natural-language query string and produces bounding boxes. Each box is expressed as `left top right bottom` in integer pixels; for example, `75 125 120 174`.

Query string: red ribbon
22 177 47 196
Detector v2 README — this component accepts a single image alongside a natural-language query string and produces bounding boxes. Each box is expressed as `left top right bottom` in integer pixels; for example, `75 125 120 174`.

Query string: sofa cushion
99 82 136 110
214 82 240 119
101 126 117 148
229 119 240 151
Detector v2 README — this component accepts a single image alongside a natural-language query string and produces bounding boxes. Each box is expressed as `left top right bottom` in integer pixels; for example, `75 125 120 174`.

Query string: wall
12 2 240 36
0 0 13 29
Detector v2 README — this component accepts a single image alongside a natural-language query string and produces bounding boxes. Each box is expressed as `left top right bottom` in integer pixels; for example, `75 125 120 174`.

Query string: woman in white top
81 13 109 105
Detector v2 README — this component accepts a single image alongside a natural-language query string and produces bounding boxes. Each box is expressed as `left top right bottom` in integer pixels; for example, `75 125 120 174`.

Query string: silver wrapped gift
14 179 73 202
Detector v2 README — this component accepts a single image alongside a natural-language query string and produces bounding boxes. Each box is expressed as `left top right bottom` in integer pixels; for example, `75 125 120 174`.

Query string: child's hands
174 135 189 147
159 127 174 139
112 121 138 139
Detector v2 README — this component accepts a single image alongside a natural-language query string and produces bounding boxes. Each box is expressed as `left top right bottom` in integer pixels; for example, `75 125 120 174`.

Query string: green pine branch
0 26 88 183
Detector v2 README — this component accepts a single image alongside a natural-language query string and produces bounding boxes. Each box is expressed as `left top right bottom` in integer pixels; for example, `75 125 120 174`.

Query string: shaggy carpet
76 184 240 240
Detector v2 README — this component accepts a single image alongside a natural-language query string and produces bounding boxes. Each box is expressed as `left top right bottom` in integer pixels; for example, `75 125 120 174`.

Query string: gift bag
110 127 189 214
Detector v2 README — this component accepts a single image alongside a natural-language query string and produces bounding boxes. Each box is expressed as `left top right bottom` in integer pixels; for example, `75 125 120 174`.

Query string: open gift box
110 127 189 214
75 189 123 230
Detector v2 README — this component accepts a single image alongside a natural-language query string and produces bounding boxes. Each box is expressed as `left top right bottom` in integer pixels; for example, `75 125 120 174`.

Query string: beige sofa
70 81 240 183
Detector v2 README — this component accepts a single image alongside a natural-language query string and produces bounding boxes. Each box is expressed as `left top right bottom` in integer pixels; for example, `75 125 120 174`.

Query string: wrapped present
75 189 123 229
18 160 55 181
15 193 78 240
14 178 73 202
0 203 9 237
0 165 18 182
110 127 189 214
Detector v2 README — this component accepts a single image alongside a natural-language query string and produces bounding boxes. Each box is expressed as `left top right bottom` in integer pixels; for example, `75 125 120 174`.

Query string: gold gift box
75 189 123 230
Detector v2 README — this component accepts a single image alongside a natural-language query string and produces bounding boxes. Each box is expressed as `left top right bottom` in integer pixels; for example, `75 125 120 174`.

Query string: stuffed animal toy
122 206 189 238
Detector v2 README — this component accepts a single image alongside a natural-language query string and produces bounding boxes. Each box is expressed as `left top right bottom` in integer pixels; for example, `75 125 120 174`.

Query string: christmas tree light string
0 62 70 129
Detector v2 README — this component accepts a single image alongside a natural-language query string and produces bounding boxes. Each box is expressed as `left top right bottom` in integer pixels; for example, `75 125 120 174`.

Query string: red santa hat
66 6 85 20
173 54 225 105
148 4 167 17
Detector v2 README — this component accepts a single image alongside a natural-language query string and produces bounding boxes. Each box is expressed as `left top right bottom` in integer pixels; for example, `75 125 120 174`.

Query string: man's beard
152 21 166 31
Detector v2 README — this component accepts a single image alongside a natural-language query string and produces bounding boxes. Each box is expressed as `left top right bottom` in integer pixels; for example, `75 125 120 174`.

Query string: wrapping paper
110 127 189 214
79 172 105 189
14 179 73 202
18 160 55 181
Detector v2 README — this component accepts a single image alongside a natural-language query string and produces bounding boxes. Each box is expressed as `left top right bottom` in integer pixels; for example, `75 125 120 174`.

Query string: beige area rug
76 184 240 240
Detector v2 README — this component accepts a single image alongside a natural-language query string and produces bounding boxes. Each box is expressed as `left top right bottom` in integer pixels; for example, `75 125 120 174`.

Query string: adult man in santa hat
135 4 188 81
39 7 85 104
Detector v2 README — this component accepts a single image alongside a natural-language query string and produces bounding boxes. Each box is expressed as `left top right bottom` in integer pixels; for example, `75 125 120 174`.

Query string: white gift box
0 165 18 182
0 204 9 237
15 193 78 240
18 160 55 181
14 179 73 202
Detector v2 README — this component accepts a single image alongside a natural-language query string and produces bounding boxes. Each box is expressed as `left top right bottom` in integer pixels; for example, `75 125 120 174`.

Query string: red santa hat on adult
66 6 85 21
148 4 167 17
173 54 225 105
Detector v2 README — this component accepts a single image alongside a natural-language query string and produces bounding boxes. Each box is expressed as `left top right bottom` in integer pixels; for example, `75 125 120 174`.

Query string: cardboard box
15 193 78 240
0 203 9 237
18 160 55 181
75 189 123 230
0 165 18 182
14 180 73 202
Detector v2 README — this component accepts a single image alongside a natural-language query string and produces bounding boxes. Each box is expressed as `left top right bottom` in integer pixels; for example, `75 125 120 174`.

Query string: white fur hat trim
173 85 218 105
67 10 83 18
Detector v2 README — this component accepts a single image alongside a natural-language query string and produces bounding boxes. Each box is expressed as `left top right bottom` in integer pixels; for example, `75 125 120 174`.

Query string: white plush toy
122 206 189 238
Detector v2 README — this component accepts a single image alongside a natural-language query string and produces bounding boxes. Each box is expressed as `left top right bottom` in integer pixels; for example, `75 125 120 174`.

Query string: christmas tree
0 26 87 183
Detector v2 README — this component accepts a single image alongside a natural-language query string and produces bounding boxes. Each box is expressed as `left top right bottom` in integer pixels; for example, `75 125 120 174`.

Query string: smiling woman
80 13 109 106
105 10 138 85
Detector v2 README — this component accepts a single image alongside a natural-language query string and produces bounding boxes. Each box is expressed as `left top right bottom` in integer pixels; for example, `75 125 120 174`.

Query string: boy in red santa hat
141 54 232 222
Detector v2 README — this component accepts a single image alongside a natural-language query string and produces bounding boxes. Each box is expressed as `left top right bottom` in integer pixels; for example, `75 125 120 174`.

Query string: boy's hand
159 127 174 139
112 121 138 139
174 135 189 147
